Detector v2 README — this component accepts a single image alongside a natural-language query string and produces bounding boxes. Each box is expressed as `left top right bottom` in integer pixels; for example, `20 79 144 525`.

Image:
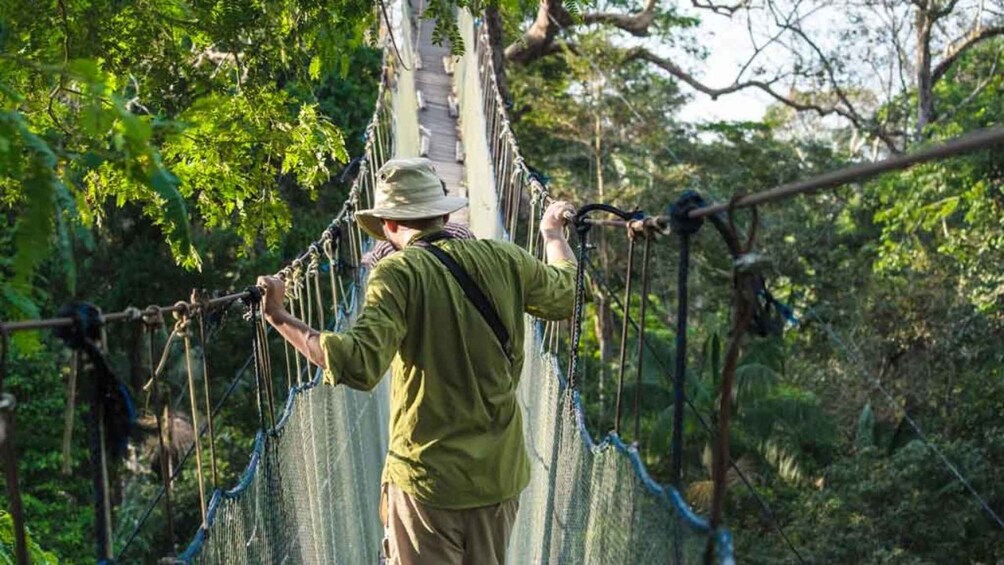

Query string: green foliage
0 0 375 317
0 0 382 559
0 511 60 564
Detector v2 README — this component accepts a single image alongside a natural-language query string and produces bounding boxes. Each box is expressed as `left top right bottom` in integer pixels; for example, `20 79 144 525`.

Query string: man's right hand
256 275 286 319
540 200 575 241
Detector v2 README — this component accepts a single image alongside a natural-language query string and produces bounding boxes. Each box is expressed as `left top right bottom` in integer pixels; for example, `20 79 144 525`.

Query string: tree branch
624 46 903 152
506 0 661 63
690 0 751 16
581 0 658 37
504 0 572 64
932 25 1004 83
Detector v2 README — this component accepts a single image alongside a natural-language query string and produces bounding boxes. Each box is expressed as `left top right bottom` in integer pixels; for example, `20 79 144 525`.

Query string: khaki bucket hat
354 158 468 240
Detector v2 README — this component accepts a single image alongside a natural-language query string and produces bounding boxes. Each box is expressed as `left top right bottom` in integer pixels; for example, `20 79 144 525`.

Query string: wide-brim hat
354 157 468 240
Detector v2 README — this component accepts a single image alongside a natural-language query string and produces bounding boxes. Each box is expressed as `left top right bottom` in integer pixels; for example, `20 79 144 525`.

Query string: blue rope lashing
55 301 136 563
667 192 705 489
669 192 708 565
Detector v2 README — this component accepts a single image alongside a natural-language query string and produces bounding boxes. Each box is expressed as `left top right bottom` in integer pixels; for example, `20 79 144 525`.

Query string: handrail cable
689 126 1004 218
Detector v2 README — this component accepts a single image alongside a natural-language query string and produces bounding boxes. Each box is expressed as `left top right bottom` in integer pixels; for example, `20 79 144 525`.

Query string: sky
674 9 776 124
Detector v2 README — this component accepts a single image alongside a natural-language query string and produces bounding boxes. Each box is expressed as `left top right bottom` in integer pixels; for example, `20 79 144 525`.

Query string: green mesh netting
509 320 726 564
179 364 390 563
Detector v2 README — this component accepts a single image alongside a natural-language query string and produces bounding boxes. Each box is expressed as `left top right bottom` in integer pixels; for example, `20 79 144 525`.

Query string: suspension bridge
2 2 1003 564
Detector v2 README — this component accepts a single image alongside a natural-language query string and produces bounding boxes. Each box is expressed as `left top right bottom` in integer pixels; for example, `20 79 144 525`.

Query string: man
257 157 576 565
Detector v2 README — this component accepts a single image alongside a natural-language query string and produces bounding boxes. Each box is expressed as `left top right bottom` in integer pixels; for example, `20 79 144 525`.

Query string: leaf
647 405 676 460
855 402 875 450
66 58 103 85
734 362 780 405
309 55 323 80
147 164 191 257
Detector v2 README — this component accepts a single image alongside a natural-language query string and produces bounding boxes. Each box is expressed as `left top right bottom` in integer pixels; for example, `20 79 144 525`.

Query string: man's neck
390 225 446 250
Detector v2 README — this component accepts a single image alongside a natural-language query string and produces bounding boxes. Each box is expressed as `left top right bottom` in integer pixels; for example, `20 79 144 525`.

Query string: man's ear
382 219 399 234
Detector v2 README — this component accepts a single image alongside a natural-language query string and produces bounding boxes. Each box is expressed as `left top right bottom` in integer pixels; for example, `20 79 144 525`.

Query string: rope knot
322 230 340 260
190 289 212 317
307 245 321 270
123 306 142 322
55 302 103 350
172 302 191 335
626 213 665 240
668 191 706 236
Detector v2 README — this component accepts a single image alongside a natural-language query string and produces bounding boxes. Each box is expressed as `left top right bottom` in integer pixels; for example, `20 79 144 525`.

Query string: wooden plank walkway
414 9 468 225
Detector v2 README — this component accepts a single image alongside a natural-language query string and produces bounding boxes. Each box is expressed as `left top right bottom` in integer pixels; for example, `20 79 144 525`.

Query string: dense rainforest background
1 0 1003 562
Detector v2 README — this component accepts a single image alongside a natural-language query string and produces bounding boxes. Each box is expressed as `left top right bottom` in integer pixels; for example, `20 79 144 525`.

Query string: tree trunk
591 282 615 417
915 7 936 138
592 106 615 420
484 6 510 105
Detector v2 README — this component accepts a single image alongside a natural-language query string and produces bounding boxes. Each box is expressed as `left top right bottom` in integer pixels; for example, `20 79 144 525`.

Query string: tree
500 0 1003 154
0 0 374 319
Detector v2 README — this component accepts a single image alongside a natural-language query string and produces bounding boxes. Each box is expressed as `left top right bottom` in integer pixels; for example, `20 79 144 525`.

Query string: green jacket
321 229 576 508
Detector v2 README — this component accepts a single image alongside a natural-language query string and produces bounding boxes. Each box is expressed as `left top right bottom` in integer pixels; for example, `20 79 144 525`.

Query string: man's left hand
257 275 286 319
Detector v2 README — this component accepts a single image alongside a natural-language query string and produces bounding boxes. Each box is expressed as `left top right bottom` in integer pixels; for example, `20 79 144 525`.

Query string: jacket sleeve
520 248 577 321
319 263 408 390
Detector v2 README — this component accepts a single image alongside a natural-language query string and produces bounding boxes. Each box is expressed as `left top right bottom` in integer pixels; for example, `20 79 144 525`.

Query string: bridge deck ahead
414 10 468 225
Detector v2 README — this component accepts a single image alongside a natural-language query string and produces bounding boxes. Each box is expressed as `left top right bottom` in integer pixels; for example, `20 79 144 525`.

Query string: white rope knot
322 236 337 261
307 246 321 274
123 306 143 322
171 302 191 336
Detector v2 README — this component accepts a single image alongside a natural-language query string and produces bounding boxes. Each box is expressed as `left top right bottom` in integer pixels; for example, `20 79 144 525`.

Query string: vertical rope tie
174 303 209 531
527 190 541 255
310 245 326 331
290 262 306 383
142 306 177 555
244 287 273 433
614 234 637 435
257 308 277 428
566 219 591 393
667 192 706 487
323 229 341 321
303 261 316 377
191 290 220 489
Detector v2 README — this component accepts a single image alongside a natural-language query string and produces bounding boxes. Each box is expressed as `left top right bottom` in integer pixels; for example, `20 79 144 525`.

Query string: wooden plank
414 7 468 225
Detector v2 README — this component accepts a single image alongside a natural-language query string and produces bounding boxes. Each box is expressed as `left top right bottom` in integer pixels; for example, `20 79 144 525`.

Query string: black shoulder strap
413 236 511 358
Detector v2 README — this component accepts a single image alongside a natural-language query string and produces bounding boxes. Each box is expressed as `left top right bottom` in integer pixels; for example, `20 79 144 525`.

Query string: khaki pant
381 483 519 565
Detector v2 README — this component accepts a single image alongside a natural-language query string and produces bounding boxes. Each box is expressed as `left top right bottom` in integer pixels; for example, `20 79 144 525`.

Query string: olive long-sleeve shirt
320 229 576 509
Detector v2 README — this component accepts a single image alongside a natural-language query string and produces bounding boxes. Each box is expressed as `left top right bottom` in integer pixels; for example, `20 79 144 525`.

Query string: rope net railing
465 11 736 564
169 19 408 563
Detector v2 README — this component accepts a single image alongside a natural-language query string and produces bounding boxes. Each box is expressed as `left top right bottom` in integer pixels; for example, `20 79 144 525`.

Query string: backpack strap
412 233 511 359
